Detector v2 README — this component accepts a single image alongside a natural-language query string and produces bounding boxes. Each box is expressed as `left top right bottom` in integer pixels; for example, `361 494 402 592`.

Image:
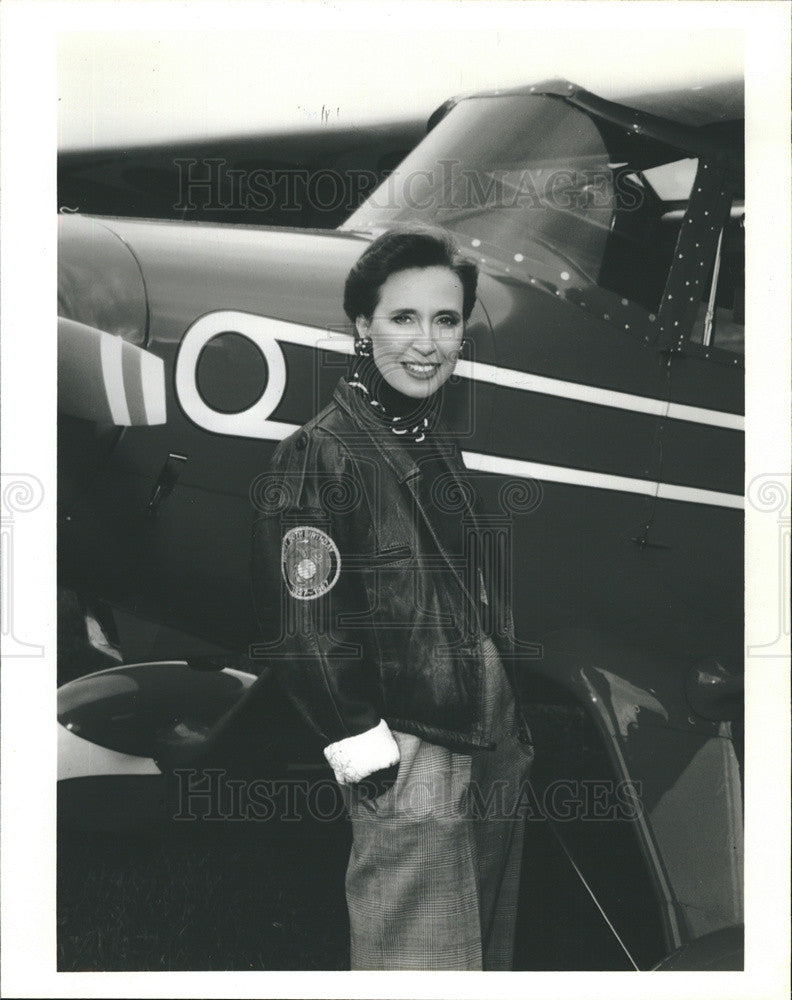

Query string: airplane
58 115 427 229
57 75 745 971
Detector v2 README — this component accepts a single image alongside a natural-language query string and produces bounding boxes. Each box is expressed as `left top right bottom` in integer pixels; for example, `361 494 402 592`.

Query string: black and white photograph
0 1 789 996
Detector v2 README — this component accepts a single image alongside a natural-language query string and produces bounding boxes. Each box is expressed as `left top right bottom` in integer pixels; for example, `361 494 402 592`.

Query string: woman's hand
354 762 399 800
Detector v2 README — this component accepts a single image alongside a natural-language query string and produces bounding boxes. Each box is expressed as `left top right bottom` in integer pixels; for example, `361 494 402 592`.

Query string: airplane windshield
342 94 698 314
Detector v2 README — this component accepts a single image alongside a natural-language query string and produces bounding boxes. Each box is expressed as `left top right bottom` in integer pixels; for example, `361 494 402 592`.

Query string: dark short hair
343 227 478 323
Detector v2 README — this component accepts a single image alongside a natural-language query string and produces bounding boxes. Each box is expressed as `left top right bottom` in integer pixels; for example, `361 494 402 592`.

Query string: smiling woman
251 228 535 970
342 229 477 439
355 266 465 398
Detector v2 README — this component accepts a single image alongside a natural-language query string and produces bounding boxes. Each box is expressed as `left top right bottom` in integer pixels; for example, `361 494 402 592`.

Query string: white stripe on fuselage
179 314 744 510
265 420 743 510
258 319 745 508
454 359 744 432
140 348 167 425
268 320 744 431
99 331 131 425
461 452 744 510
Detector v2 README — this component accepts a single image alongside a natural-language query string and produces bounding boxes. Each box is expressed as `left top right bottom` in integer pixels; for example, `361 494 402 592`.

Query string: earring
354 336 373 358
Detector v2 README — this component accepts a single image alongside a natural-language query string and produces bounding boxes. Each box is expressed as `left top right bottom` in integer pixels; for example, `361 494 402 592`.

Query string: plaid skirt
341 636 535 970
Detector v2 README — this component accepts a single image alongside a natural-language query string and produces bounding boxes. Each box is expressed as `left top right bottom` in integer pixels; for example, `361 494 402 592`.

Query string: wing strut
540 795 642 971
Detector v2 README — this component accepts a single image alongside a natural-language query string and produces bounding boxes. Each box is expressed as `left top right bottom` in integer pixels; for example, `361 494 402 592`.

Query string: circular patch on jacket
281 526 341 600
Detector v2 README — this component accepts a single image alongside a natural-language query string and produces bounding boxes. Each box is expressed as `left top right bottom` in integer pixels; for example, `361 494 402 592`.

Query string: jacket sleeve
250 430 399 784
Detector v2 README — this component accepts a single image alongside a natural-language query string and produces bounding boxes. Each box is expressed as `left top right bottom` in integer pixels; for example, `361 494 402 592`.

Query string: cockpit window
343 94 700 316
640 158 698 201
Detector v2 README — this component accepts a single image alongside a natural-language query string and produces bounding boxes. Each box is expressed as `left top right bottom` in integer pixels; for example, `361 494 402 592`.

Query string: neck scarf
346 342 443 443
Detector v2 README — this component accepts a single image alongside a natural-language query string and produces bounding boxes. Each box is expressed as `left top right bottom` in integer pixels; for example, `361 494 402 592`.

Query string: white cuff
323 719 400 785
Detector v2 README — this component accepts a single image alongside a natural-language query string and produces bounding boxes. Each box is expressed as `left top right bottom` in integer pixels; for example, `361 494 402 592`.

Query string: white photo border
1 2 789 998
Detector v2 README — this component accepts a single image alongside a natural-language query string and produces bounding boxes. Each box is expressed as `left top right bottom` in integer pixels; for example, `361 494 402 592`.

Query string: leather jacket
251 376 532 759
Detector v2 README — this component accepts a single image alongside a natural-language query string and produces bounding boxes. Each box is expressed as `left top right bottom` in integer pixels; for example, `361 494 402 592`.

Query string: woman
252 228 534 970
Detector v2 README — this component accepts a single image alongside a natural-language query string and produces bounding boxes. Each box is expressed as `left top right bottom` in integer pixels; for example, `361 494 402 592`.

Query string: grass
57 704 664 971
58 815 352 971
57 597 664 971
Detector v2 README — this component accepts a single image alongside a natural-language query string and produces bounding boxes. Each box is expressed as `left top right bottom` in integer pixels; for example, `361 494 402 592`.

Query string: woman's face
356 266 465 399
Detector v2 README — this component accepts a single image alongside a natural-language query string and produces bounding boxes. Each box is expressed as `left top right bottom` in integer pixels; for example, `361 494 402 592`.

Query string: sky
57 6 744 150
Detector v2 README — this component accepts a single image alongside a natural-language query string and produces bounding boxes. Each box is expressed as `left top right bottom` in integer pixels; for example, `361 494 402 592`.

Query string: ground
57 595 665 970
